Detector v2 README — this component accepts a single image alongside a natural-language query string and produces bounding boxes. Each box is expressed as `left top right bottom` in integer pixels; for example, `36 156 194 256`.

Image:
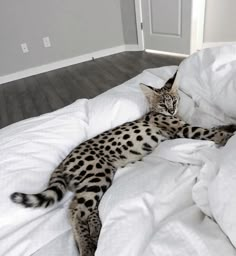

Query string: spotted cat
11 72 235 256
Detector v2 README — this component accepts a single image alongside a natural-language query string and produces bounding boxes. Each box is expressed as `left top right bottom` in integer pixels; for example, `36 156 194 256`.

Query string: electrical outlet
43 37 51 48
21 43 29 53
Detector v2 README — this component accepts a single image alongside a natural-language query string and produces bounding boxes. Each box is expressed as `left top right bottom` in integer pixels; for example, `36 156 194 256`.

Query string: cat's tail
10 164 67 208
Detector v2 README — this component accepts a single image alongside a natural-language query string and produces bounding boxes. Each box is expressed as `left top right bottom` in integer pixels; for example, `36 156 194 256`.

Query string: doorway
135 0 206 55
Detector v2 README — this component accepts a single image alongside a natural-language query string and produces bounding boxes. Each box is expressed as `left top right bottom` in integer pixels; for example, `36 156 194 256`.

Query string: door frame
135 0 206 55
135 0 145 51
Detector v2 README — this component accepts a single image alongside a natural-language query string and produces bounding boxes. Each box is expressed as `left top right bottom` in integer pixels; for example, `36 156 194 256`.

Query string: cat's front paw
214 131 233 146
217 124 236 133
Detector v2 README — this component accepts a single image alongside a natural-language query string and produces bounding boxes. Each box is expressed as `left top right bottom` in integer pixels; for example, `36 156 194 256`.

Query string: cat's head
140 72 179 116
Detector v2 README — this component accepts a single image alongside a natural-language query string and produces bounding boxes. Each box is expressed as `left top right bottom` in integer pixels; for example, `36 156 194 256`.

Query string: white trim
190 0 206 53
145 49 189 58
0 44 141 85
202 41 236 49
135 0 144 50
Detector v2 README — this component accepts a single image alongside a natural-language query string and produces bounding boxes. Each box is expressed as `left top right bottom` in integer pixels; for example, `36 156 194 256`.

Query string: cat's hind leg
69 196 98 256
88 207 102 247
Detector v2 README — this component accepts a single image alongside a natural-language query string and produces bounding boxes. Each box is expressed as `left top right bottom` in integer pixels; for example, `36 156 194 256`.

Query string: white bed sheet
1 45 236 256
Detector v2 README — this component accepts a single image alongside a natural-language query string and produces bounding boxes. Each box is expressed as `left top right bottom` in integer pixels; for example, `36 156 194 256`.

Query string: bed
1 45 236 256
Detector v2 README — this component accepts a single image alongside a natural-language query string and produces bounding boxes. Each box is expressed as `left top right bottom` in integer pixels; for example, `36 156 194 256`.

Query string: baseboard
0 44 141 85
145 49 189 58
202 41 236 49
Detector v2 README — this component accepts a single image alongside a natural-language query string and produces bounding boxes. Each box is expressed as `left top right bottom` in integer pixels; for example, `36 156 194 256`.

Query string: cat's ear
163 71 178 93
140 83 160 107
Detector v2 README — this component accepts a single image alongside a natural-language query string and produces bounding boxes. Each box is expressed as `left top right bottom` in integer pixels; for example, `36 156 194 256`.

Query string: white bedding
1 45 236 256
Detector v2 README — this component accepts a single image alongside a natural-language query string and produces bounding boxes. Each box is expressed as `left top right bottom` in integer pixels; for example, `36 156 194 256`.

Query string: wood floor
0 51 184 129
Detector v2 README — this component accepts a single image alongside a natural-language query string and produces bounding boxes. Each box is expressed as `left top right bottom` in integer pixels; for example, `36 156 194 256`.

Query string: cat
11 72 235 256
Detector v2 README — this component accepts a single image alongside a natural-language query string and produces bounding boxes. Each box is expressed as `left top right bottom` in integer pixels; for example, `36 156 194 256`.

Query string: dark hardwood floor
0 51 184 129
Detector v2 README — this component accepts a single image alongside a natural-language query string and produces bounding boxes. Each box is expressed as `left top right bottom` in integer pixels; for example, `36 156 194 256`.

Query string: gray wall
0 0 125 76
204 0 236 43
120 0 138 45
2 0 236 77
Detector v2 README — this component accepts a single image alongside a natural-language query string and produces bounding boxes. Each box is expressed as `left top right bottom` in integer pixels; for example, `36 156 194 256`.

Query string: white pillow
0 99 88 256
177 44 236 121
87 66 178 138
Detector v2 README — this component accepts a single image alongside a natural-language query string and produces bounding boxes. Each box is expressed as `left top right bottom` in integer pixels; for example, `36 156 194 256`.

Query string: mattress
1 45 236 256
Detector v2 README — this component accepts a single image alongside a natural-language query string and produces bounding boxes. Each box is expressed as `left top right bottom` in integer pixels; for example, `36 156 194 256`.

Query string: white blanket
97 139 236 256
1 45 236 256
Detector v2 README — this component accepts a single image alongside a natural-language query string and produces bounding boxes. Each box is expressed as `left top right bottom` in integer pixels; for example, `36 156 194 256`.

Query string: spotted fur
10 71 235 256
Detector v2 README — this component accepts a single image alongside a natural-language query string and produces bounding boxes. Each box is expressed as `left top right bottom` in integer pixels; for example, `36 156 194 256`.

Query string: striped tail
10 164 67 208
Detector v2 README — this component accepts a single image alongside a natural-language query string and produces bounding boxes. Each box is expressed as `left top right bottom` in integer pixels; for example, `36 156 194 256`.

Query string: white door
139 0 205 55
